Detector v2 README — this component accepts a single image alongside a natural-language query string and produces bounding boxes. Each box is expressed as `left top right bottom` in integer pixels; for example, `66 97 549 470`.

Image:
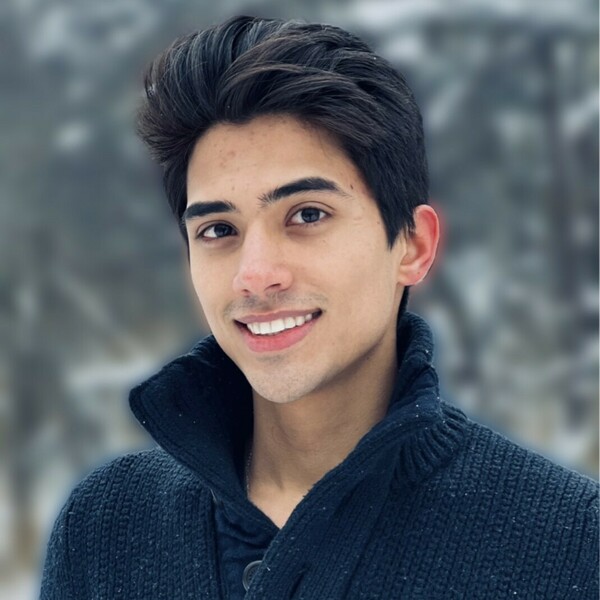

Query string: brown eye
198 223 235 239
289 207 327 225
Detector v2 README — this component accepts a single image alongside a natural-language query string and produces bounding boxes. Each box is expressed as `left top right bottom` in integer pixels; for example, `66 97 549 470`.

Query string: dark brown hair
137 16 430 311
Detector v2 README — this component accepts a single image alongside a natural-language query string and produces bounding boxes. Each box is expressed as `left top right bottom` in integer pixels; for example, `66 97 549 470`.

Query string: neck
247 339 398 500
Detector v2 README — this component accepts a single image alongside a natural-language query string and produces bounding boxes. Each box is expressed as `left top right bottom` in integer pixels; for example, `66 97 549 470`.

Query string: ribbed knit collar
129 312 467 524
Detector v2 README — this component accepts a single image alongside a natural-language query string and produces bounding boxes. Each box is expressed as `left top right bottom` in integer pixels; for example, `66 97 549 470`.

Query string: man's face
185 115 407 404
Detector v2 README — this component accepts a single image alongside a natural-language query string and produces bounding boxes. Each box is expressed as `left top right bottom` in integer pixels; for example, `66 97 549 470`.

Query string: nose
232 227 293 298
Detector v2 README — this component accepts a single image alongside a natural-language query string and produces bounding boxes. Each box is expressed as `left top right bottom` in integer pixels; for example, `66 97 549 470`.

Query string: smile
245 312 316 336
235 310 322 352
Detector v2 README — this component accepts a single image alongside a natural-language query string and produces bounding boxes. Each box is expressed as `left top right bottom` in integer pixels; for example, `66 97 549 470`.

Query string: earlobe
396 204 440 286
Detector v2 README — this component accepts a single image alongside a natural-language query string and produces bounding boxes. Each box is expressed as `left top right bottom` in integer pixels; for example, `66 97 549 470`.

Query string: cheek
190 266 206 303
189 260 221 319
330 237 396 294
327 247 397 323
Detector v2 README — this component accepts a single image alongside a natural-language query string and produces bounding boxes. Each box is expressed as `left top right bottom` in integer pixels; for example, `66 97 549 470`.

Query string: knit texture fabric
40 313 599 599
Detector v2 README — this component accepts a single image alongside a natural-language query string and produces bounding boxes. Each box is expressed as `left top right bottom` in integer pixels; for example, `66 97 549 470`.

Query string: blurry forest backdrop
1 0 598 596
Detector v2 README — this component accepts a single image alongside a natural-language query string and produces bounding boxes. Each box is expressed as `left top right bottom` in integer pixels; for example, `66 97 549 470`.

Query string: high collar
129 312 467 521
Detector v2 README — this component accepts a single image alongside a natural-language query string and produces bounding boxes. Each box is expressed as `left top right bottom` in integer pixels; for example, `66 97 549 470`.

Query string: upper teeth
246 313 314 335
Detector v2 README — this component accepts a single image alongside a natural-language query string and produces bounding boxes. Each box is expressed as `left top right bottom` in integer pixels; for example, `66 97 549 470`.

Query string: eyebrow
181 200 237 224
181 176 348 230
258 176 346 205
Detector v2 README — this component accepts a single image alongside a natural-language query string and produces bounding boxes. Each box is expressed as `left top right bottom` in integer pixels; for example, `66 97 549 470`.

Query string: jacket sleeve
39 495 77 600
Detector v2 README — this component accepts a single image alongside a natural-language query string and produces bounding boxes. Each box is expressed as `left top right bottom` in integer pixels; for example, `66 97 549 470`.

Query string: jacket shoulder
40 448 212 599
462 416 598 498
403 411 600 596
457 416 598 570
68 446 204 508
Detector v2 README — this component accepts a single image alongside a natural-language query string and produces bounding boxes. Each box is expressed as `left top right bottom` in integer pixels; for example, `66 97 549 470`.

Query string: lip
235 311 321 353
236 309 320 324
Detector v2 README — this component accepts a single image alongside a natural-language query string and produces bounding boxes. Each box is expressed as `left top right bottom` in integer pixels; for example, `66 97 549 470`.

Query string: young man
41 16 598 599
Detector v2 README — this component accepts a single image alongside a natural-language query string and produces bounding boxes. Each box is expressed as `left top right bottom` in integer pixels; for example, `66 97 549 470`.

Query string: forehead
186 115 371 206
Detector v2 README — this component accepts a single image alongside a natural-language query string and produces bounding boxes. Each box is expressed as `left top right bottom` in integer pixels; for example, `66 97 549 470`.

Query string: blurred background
1 0 598 596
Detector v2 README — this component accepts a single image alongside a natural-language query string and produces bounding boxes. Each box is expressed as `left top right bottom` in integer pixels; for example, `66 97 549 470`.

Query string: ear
395 204 440 286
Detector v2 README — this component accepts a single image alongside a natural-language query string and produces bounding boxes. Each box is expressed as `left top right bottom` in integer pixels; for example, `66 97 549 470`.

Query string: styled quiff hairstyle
137 16 429 310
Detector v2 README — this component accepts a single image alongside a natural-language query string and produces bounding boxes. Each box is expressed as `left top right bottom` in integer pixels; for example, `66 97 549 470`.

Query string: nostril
232 262 294 297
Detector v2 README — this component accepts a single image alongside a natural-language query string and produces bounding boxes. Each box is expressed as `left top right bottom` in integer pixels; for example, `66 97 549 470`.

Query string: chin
246 369 320 404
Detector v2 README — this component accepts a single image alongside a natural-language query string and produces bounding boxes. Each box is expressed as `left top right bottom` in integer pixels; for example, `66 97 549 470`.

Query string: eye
196 223 236 240
289 207 328 225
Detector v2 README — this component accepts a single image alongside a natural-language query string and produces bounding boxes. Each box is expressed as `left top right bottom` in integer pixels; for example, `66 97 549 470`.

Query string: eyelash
196 222 235 241
194 206 329 241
